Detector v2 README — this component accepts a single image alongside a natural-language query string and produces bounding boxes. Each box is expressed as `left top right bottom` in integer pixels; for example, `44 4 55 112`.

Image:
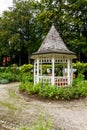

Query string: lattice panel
55 59 67 63
39 58 68 63
39 58 52 63
55 77 68 87
39 76 52 84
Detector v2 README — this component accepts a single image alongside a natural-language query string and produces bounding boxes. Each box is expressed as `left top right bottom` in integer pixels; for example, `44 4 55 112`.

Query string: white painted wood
31 53 76 60
70 60 73 86
33 55 73 87
37 58 39 83
39 75 52 84
63 65 66 76
67 59 71 85
34 61 36 85
40 63 42 75
52 58 55 85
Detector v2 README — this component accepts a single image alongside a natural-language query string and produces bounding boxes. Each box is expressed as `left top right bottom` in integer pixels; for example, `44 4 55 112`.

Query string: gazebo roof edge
32 51 76 56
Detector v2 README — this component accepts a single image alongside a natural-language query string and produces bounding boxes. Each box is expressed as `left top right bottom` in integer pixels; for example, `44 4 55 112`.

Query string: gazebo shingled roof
33 25 75 56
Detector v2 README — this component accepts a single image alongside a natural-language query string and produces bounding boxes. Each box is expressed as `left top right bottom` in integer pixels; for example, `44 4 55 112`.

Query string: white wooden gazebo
32 25 76 87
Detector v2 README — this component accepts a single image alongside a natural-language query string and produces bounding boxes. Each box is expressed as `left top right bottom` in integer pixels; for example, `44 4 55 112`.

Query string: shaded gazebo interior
32 25 76 87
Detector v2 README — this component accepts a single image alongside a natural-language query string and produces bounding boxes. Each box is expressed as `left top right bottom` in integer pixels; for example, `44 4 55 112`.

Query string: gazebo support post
71 60 73 86
63 64 65 76
37 58 39 83
52 58 55 85
34 60 36 85
67 59 71 85
40 63 42 76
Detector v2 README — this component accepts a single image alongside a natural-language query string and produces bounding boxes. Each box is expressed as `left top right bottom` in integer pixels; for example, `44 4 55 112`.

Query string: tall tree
0 0 40 65
64 0 87 61
37 0 87 61
0 0 87 65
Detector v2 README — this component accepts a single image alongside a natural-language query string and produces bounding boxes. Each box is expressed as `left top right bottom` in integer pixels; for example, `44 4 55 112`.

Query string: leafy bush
19 64 33 83
19 62 87 100
19 82 26 92
20 64 33 74
0 72 16 82
0 79 9 84
38 84 58 98
21 73 33 83
72 73 85 87
0 64 33 84
73 62 87 74
73 62 87 79
19 77 87 100
0 67 6 72
0 67 21 83
19 82 39 94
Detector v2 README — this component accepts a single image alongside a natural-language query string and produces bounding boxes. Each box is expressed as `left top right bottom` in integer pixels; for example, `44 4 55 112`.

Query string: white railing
34 75 68 87
34 75 37 85
38 76 52 84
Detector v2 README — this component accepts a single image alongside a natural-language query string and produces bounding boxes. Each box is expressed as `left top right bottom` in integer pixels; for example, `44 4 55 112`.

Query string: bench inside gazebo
32 25 76 87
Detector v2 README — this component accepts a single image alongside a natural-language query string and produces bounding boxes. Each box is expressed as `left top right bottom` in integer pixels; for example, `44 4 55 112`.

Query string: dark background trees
0 0 87 66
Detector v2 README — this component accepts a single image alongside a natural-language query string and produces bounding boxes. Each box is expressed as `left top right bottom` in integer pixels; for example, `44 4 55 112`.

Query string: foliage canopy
0 0 87 65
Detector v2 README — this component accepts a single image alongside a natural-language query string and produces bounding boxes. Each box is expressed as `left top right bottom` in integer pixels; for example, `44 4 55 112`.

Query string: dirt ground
0 83 87 130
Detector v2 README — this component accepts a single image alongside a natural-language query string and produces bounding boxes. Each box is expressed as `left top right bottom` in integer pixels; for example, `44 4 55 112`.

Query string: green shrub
19 82 26 92
19 82 40 94
25 82 34 94
0 66 21 83
0 79 9 84
21 73 33 83
20 64 33 74
72 73 85 86
0 65 33 84
73 62 87 78
0 72 16 82
19 64 33 83
19 78 87 100
32 83 41 94
38 84 58 98
0 67 6 72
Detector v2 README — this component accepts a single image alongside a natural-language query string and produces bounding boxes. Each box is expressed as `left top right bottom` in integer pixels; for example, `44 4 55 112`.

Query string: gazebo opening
32 25 76 87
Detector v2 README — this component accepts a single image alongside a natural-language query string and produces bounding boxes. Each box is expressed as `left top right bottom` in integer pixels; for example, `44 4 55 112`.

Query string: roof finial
52 19 56 25
52 22 55 26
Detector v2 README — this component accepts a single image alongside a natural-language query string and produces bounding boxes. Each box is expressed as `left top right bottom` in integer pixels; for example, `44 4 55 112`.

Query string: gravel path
0 83 87 130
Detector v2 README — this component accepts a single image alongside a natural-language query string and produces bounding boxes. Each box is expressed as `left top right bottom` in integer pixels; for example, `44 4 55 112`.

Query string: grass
19 114 53 130
0 101 17 111
8 89 20 99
